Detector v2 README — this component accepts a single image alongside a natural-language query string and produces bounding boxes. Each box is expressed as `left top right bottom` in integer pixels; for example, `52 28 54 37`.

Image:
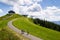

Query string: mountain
53 21 60 25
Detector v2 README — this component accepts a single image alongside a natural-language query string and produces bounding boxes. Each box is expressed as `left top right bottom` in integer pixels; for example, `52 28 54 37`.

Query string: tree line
33 18 60 32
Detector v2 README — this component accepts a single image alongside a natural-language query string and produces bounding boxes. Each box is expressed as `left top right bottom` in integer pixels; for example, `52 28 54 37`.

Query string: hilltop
0 14 29 40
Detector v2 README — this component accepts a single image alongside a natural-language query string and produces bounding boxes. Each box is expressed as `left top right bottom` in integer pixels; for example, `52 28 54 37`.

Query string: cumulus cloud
43 6 60 21
0 9 3 16
0 0 60 21
27 6 60 21
0 9 3 13
0 0 42 13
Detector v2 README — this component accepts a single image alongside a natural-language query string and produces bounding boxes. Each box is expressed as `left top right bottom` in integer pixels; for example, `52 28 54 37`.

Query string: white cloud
28 3 42 12
0 0 60 21
13 3 20 13
27 6 60 21
0 0 42 13
18 0 33 5
43 6 60 21
0 9 3 13
0 9 3 16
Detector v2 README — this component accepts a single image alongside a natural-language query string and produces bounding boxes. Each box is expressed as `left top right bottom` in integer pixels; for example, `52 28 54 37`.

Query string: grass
13 17 60 40
0 28 20 40
0 14 29 40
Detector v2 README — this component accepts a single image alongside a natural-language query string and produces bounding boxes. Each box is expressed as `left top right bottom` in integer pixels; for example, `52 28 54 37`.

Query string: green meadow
0 14 29 40
13 17 60 40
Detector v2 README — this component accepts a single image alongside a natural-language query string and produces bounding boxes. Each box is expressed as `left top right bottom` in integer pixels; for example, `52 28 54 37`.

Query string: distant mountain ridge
53 21 60 25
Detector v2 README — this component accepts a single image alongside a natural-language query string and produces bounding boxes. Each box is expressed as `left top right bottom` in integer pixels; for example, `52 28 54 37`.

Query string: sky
0 0 60 21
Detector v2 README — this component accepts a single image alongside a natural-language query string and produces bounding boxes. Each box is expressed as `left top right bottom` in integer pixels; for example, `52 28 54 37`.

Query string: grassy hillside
0 14 29 40
33 18 60 31
13 17 60 40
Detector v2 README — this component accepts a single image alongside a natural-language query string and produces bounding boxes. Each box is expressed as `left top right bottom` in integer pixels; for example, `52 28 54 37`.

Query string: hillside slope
13 17 60 40
0 14 29 40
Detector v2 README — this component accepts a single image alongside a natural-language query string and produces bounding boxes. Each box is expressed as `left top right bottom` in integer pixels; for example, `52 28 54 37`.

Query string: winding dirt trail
7 19 42 40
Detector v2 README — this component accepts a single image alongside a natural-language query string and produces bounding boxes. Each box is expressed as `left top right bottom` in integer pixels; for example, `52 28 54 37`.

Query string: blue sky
0 0 60 21
40 0 60 9
0 2 12 16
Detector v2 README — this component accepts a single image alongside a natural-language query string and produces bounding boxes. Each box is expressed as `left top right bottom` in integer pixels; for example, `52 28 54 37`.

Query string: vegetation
1 13 60 40
8 10 15 14
0 14 29 40
0 28 20 40
13 17 60 40
33 18 60 31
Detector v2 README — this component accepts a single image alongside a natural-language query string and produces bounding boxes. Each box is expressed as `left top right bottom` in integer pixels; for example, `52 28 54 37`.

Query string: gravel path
7 19 42 40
